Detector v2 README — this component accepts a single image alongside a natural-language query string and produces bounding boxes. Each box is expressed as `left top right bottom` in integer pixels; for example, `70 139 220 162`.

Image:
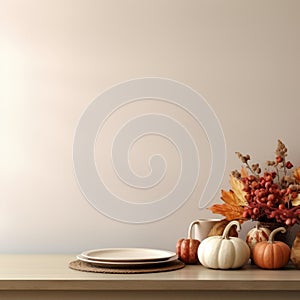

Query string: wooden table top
0 254 299 291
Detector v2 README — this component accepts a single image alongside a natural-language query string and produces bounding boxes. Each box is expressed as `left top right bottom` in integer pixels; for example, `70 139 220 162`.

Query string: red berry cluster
242 172 300 226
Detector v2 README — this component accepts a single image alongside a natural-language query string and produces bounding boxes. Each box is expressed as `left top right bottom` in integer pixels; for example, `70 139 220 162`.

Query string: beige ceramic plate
81 248 177 262
76 254 178 268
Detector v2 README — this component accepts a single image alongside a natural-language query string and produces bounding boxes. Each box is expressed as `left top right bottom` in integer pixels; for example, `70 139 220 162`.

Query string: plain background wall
0 0 300 253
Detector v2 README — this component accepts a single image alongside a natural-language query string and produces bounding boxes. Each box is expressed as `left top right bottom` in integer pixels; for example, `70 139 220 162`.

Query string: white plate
81 248 177 262
77 254 178 268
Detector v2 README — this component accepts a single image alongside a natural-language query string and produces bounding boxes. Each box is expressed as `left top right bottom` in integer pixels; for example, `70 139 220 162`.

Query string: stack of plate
77 248 178 268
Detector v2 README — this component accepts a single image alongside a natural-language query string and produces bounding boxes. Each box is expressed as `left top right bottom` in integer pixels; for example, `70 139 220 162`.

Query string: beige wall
0 0 300 253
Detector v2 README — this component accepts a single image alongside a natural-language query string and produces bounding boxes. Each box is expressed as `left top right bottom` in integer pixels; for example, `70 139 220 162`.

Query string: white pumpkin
198 220 250 269
246 222 271 256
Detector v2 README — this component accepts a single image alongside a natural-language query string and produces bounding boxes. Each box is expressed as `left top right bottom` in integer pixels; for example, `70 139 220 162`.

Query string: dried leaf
221 189 240 206
241 166 248 178
294 167 300 184
292 194 300 206
209 203 244 221
208 189 245 221
291 231 300 269
207 219 238 237
229 175 248 206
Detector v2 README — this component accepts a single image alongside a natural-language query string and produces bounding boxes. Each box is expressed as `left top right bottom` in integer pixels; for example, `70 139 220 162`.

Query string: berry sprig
235 140 300 226
241 172 300 226
235 152 261 177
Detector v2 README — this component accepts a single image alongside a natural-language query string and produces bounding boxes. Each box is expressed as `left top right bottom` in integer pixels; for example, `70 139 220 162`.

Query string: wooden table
0 254 299 299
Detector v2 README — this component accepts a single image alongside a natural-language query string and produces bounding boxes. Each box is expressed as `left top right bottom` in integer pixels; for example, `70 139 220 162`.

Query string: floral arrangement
209 140 300 226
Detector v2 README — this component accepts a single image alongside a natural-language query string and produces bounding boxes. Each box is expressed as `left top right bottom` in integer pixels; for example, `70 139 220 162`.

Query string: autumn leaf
221 189 240 205
229 175 248 206
292 194 300 206
209 203 244 221
241 166 248 178
208 189 245 221
294 167 300 183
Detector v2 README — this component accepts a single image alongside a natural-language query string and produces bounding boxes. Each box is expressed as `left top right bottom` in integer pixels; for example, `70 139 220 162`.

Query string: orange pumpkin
252 227 290 269
176 221 200 264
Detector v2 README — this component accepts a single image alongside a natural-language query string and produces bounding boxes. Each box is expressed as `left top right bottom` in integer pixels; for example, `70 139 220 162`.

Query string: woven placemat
69 259 185 274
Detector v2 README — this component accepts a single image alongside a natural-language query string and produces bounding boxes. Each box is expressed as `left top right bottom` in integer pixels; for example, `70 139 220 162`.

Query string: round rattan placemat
69 259 185 274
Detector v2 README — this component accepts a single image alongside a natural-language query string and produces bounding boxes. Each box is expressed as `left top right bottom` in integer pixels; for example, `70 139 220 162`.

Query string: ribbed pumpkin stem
268 227 286 244
222 220 241 239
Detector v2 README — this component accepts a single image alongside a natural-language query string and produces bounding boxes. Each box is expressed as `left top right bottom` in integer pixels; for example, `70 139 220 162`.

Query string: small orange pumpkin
176 221 200 264
252 227 290 269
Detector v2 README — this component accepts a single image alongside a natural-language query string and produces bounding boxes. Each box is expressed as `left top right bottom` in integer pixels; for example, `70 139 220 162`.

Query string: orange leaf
208 189 245 221
221 189 242 206
229 175 248 206
294 167 300 183
209 203 244 221
292 193 300 206
241 166 248 178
